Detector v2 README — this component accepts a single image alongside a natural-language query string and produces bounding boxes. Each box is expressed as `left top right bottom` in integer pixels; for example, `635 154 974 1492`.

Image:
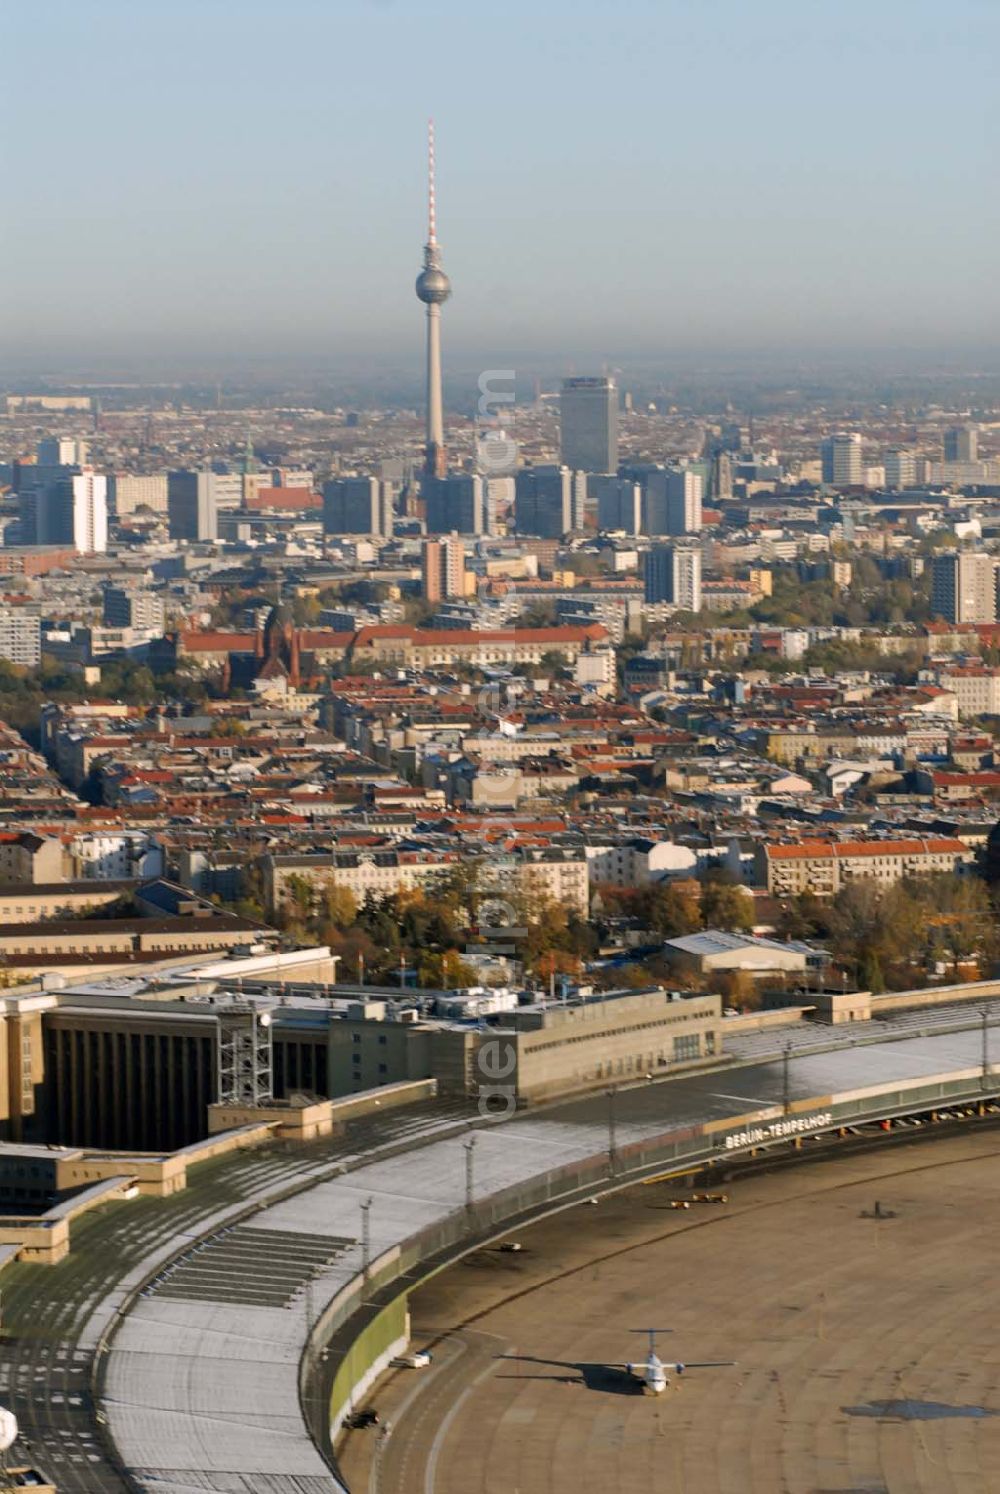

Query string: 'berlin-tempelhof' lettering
725 1111 833 1151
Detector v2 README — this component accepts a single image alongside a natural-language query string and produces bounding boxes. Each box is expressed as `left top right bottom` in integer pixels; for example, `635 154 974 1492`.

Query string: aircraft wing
673 1360 736 1369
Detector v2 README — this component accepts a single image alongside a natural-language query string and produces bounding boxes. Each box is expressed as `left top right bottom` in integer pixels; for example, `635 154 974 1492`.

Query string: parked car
392 1350 432 1369
346 1409 380 1428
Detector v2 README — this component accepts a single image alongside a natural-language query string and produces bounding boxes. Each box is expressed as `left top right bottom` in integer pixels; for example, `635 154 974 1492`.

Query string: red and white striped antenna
427 117 437 246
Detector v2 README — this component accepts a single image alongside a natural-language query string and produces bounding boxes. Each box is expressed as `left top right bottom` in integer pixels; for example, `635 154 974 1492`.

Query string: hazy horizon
4 0 999 373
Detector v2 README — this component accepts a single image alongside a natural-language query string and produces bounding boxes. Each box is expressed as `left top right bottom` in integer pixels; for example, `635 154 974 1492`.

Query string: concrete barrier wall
327 1298 409 1436
722 1006 813 1034
874 978 1000 1013
328 1079 437 1123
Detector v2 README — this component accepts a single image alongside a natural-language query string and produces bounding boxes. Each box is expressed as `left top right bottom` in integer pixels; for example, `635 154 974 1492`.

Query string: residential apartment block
758 837 973 897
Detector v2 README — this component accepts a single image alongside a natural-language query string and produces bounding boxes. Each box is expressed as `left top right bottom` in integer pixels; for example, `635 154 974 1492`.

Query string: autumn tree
639 880 701 937
700 872 754 933
719 969 759 1011
317 885 358 931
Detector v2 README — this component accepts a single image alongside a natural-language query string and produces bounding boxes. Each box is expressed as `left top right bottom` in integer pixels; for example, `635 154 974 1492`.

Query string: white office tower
70 472 108 553
514 465 576 538
644 544 702 611
37 472 108 552
594 476 642 534
821 432 863 487
322 477 392 538
560 377 618 473
571 469 588 531
884 449 917 490
643 467 703 536
484 474 514 520
931 551 996 624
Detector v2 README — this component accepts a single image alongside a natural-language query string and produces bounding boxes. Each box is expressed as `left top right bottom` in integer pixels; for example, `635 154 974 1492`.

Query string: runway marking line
423 1344 505 1494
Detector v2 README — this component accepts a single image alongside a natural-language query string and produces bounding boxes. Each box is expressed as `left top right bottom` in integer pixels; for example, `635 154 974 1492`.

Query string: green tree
700 873 754 932
285 873 315 915
640 881 702 937
515 600 557 628
858 948 885 993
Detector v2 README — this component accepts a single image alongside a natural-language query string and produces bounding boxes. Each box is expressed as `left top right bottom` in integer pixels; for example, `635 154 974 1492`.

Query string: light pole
361 1197 373 1281
464 1135 477 1216
607 1086 618 1176
782 1042 792 1116
982 1007 990 1090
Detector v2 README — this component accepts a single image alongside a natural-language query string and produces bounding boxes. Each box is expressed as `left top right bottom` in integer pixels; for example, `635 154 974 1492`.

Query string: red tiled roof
352 624 608 648
767 837 968 861
178 631 256 651
299 631 355 649
932 772 1000 786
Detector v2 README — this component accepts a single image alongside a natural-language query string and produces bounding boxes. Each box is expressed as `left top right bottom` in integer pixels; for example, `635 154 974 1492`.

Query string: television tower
415 119 451 481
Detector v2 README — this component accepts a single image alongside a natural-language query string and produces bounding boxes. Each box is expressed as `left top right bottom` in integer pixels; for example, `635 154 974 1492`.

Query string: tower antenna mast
415 118 452 481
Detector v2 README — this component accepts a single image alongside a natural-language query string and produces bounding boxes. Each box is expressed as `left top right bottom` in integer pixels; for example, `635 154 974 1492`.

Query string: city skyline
3 0 999 372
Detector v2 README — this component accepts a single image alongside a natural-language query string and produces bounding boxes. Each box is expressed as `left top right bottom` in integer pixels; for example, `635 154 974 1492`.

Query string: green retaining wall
328 1295 409 1431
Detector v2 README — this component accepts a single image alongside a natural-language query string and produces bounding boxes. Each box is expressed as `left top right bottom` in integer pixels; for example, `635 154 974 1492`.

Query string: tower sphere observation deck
415 261 451 305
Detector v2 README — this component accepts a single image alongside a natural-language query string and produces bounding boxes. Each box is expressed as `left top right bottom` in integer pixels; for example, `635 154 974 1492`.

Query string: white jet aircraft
624 1328 735 1394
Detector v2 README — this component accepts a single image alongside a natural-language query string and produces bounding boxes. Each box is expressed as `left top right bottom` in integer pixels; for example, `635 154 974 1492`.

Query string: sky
3 0 999 376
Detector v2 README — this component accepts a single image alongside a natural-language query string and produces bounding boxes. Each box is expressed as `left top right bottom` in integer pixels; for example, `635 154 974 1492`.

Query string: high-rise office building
36 436 88 467
322 477 392 538
643 467 703 536
821 432 863 488
0 611 41 667
421 534 466 603
17 439 84 545
944 424 978 463
643 544 702 611
69 473 108 553
594 476 641 534
167 472 220 542
205 472 243 511
884 449 917 490
415 121 451 481
108 474 169 516
931 550 996 624
560 377 618 474
424 474 487 535
484 475 515 521
713 451 734 501
35 472 108 553
102 587 165 631
513 466 578 538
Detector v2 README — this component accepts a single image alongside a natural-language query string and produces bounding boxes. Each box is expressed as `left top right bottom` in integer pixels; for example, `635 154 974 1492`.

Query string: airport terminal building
0 971 722 1150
